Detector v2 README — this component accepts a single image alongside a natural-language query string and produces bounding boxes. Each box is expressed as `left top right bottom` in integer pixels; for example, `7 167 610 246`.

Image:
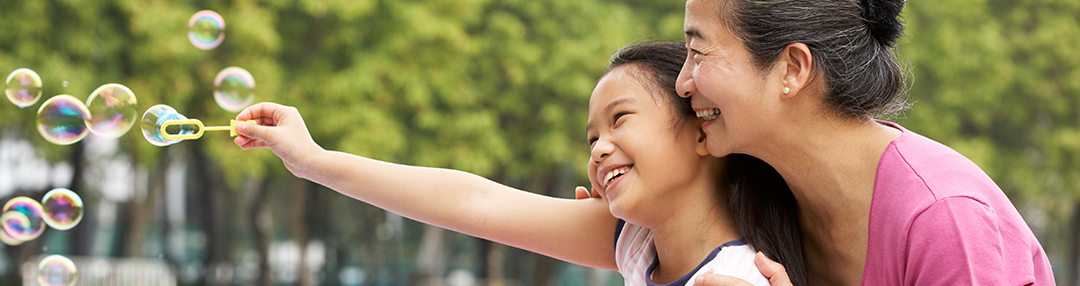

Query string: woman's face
677 0 782 157
586 66 716 226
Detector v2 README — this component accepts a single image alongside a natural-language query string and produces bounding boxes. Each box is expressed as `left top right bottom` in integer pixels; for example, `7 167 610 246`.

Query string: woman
677 0 1054 285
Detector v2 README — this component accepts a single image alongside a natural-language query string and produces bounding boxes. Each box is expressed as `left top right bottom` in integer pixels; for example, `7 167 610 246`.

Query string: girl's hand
234 102 324 178
695 252 792 286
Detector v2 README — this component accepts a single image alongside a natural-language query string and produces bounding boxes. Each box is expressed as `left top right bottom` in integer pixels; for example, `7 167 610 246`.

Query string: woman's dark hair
604 41 807 286
724 0 908 118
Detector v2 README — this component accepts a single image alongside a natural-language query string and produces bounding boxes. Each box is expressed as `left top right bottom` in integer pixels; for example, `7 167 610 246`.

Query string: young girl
232 42 805 286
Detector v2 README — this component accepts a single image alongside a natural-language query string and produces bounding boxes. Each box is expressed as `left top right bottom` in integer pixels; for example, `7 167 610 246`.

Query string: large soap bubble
5 68 43 108
86 83 138 138
1 197 46 242
36 95 91 145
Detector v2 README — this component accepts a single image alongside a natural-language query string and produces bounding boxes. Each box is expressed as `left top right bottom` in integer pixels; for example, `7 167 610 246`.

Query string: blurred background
0 0 1078 285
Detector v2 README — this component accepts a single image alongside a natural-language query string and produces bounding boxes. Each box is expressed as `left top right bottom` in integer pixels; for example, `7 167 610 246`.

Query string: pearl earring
783 87 790 94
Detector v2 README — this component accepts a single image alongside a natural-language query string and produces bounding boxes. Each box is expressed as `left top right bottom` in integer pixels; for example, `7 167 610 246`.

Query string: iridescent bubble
141 104 197 146
214 67 255 112
188 10 225 50
41 188 84 230
36 95 90 145
1 197 46 241
5 68 43 108
38 255 78 286
0 212 27 246
86 83 138 138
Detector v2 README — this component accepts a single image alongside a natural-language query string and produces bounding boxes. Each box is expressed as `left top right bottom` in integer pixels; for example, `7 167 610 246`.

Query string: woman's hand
695 252 793 286
234 102 324 179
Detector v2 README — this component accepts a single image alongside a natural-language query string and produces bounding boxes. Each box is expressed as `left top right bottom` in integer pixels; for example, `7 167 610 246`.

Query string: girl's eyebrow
586 96 635 131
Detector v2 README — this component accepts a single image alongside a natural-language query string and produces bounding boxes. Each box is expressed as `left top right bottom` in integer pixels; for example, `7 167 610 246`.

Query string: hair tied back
860 0 905 47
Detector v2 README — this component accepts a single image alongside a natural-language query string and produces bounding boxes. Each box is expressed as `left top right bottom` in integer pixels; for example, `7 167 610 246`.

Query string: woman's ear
777 42 814 98
696 129 710 156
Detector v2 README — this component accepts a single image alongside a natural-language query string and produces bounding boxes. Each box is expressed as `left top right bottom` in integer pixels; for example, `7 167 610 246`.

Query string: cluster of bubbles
5 10 254 147
1 190 84 286
0 189 84 246
3 67 139 145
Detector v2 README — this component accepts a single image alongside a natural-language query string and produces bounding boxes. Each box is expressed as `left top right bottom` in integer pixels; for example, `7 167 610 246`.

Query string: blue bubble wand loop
159 119 254 140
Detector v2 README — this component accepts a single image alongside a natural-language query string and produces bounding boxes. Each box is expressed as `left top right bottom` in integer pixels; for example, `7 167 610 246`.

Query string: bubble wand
159 119 255 140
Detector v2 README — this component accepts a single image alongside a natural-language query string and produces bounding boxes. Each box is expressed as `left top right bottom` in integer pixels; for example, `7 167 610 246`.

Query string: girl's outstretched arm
234 102 618 269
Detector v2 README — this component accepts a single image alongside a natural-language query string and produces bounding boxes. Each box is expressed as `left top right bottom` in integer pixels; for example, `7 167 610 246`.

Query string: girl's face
677 0 786 157
586 66 718 226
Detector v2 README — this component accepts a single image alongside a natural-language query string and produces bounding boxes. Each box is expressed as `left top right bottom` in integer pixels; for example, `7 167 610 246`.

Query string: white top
615 220 771 286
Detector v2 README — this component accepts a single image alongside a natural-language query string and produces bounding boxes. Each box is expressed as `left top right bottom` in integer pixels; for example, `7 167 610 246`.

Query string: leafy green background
0 0 1077 285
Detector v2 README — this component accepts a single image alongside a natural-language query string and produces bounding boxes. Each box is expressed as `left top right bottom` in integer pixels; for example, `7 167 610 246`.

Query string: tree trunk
124 156 166 257
194 141 230 284
417 226 447 286
67 140 92 257
291 177 314 286
486 242 507 286
250 177 272 286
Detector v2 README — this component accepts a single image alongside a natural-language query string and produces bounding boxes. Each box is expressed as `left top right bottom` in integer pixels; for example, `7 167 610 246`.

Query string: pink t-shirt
863 121 1054 285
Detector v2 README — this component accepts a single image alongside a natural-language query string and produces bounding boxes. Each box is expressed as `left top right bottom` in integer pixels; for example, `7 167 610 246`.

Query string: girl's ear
696 129 710 156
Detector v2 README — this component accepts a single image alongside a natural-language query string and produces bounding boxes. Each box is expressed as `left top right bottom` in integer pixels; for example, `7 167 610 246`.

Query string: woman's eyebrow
684 28 704 41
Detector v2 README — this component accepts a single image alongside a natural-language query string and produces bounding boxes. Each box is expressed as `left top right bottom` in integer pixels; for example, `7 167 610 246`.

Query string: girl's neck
645 184 741 284
748 115 900 285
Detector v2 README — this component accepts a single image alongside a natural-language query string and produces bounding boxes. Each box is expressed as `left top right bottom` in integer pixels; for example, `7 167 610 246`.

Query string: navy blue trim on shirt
615 219 627 247
644 237 748 286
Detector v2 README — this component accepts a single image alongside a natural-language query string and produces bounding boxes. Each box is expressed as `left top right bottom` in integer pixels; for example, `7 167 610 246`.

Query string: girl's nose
590 138 614 165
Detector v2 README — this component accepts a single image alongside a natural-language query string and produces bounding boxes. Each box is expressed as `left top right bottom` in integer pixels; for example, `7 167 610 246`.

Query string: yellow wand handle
160 119 255 140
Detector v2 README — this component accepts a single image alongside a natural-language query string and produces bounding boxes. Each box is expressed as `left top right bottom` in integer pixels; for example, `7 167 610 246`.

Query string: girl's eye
613 112 629 124
588 136 598 146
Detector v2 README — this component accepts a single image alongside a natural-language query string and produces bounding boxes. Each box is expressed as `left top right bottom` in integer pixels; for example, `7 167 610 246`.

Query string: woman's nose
676 61 695 98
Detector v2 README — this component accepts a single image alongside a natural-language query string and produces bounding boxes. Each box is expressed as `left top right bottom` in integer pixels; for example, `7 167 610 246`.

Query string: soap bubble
0 212 28 246
38 255 78 286
141 104 196 146
188 10 225 50
214 67 255 112
5 68 43 108
36 95 91 145
86 83 138 138
1 197 46 242
41 188 84 230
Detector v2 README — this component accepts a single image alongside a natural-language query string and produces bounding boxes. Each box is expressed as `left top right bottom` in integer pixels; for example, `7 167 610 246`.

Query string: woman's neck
645 182 741 284
747 115 900 285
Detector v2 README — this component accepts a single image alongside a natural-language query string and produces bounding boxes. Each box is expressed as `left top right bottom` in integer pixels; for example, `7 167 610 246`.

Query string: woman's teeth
696 108 720 121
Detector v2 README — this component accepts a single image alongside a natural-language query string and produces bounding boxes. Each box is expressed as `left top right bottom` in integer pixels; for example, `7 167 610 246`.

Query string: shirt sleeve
903 197 1036 286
